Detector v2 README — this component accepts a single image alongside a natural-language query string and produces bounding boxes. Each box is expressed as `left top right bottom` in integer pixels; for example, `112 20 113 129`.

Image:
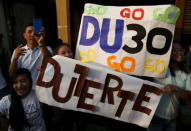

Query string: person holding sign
0 68 46 131
149 41 191 131
51 42 149 131
54 42 89 131
49 42 76 131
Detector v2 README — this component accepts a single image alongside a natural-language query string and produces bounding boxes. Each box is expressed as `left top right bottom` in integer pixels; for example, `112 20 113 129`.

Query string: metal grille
183 0 191 30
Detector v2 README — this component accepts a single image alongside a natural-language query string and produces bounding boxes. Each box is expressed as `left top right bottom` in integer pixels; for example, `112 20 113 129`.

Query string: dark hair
24 23 33 33
169 42 188 76
9 68 32 130
54 42 72 55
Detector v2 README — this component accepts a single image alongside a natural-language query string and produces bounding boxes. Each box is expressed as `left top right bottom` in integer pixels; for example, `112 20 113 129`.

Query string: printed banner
36 56 163 128
75 4 180 77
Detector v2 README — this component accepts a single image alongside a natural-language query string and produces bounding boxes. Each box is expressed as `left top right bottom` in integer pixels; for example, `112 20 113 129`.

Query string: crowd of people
0 22 191 131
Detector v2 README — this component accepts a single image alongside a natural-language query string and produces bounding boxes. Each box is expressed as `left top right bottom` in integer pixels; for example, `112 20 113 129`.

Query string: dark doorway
3 0 58 51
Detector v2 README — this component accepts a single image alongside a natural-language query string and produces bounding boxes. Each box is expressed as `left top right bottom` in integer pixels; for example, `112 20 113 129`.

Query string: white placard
36 56 163 128
75 4 180 78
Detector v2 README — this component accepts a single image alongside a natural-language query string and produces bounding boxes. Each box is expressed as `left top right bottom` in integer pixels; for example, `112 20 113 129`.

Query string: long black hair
169 41 189 76
9 68 32 131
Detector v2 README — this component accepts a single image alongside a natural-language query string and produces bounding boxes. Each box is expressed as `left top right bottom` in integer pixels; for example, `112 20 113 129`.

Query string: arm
37 28 52 57
9 55 18 78
162 84 191 100
9 44 25 78
0 96 8 117
175 87 191 100
38 41 52 57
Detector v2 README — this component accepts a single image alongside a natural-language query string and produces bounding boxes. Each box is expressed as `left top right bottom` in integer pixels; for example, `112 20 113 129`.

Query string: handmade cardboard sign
36 55 162 128
75 3 180 77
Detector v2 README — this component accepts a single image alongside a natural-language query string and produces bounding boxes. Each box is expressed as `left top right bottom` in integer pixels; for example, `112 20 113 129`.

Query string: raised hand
13 44 26 60
37 27 45 46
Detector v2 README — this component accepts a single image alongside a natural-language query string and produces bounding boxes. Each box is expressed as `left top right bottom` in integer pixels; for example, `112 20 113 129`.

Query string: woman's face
13 74 31 97
57 45 73 58
171 43 185 62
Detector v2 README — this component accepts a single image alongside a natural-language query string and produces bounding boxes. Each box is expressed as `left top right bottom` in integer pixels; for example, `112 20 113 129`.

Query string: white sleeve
186 74 191 91
46 46 53 55
0 96 9 116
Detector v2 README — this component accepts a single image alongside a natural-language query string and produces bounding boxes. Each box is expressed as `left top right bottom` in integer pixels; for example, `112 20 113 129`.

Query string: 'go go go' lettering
120 8 144 20
153 6 180 24
77 49 96 62
84 5 108 15
107 56 136 73
145 59 166 73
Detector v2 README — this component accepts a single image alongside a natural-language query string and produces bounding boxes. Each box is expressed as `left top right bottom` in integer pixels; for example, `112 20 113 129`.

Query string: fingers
39 27 45 36
162 85 176 93
15 47 26 53
16 49 26 55
14 45 26 59
16 44 24 49
15 50 26 57
161 86 170 93
40 27 45 32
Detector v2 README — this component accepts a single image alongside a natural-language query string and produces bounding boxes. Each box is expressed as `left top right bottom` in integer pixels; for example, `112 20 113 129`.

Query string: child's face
13 74 31 98
57 45 73 58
